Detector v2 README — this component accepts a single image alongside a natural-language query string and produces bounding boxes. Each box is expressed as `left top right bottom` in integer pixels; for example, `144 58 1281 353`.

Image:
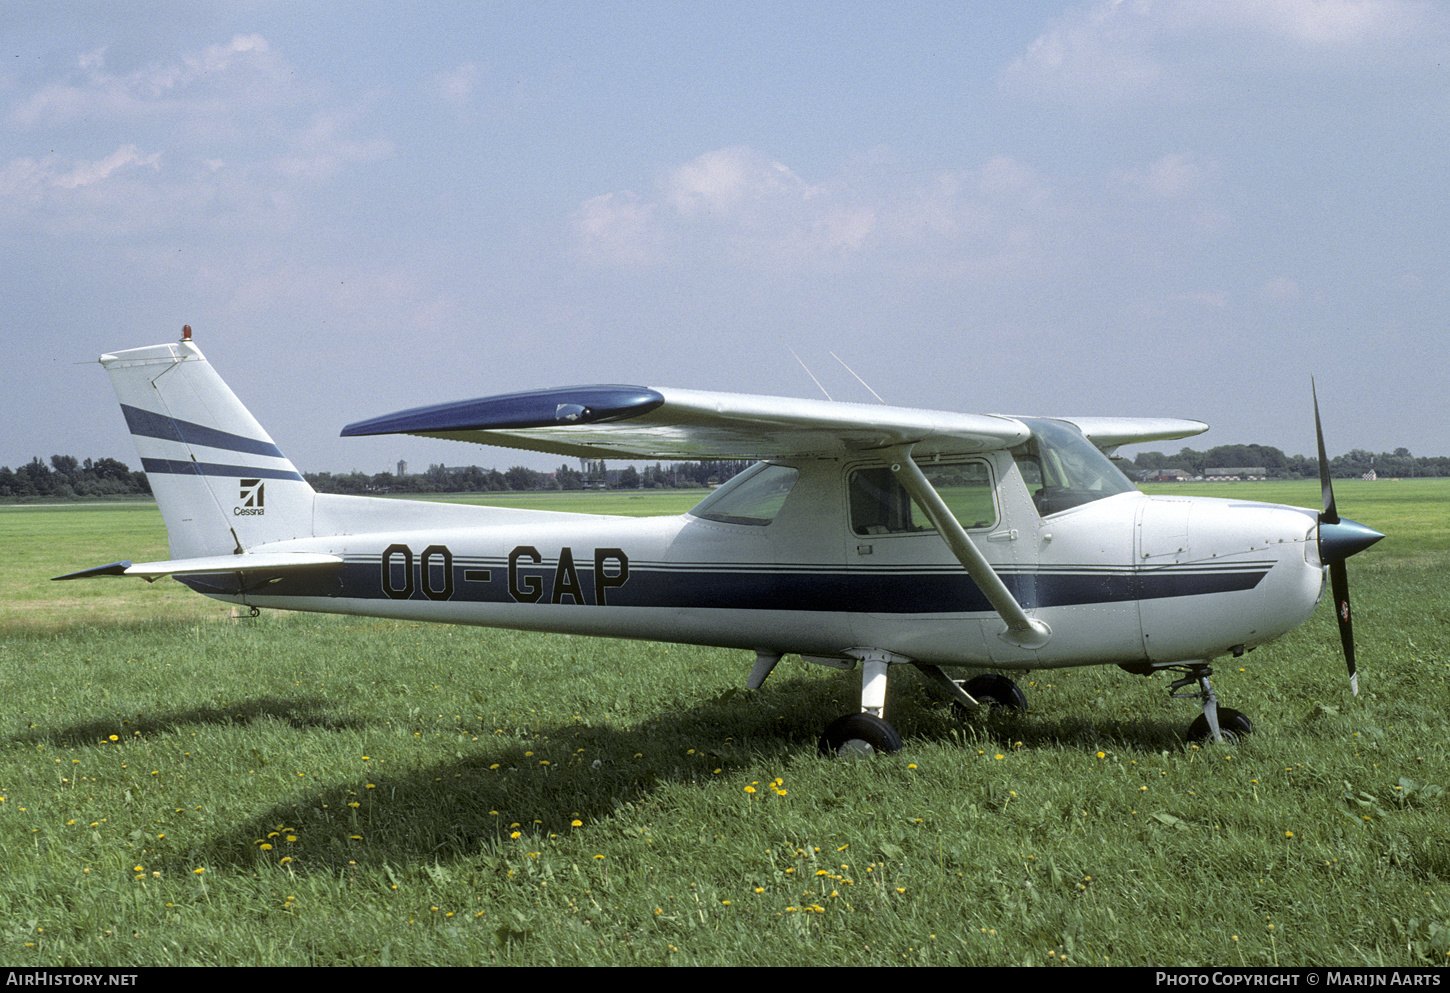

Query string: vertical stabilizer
101 336 315 560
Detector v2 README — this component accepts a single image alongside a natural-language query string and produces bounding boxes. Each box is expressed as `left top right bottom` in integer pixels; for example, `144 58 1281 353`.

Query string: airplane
57 327 1384 755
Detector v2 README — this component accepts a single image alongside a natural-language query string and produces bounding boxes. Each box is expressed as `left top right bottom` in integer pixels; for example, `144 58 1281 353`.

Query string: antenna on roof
786 346 833 401
831 351 886 405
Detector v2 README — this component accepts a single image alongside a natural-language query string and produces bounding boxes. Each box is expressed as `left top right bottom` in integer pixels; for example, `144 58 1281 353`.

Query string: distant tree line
0 455 151 499
5 443 1448 502
1130 444 1450 479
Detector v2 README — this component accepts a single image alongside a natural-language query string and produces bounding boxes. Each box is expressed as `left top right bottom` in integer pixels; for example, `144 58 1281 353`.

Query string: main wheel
818 713 903 757
962 673 1028 712
1187 707 1254 743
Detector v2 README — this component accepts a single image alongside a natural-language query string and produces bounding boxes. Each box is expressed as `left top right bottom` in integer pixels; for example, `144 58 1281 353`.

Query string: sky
4 0 1447 477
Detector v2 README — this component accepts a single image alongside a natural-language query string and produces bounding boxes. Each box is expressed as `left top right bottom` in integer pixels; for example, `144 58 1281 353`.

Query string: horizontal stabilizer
54 552 342 582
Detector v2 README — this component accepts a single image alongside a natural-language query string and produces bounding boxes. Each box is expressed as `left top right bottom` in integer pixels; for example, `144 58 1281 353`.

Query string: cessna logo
235 478 265 516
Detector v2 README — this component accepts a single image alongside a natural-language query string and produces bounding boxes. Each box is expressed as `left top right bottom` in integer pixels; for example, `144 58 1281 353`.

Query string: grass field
1 481 1447 966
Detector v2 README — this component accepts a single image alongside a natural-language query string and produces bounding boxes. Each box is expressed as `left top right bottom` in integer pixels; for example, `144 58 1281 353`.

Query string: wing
1052 416 1209 455
342 385 1035 460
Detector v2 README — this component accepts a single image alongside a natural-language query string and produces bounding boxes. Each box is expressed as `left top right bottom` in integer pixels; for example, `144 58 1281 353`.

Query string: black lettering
509 545 543 603
594 548 629 605
382 544 414 600
420 544 454 601
552 547 583 604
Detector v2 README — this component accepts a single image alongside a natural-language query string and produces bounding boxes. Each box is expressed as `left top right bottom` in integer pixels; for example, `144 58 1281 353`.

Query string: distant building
397 459 407 477
1145 469 1193 482
1203 467 1268 481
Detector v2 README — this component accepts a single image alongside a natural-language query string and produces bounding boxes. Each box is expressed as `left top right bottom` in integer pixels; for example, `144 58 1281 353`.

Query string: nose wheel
1171 664 1254 744
818 713 903 757
818 648 909 757
1187 707 1254 743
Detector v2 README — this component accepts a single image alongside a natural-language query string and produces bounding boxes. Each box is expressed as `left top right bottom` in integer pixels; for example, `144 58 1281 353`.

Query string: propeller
1312 380 1386 695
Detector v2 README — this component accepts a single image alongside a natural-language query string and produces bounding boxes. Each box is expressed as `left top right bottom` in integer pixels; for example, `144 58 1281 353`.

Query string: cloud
571 146 1060 277
1195 0 1428 48
1114 152 1215 200
1260 276 1301 301
50 144 161 190
433 62 481 106
10 34 291 130
0 145 171 236
1002 0 1442 107
3 34 390 238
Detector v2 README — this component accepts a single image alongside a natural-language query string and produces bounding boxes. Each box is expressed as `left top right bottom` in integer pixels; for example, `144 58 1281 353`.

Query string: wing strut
888 446 1051 650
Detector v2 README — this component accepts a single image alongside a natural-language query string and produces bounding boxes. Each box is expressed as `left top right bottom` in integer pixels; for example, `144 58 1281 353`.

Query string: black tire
1187 707 1254 743
817 713 903 757
962 673 1028 712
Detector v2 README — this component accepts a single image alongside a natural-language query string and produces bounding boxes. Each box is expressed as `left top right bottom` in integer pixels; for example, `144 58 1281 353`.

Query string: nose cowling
1318 517 1385 566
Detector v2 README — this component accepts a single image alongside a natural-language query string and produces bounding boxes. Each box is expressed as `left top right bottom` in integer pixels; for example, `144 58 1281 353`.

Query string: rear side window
849 460 996 535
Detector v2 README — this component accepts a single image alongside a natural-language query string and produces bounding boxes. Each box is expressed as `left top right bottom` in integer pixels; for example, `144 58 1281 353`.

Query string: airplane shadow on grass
9 695 369 751
11 669 1194 877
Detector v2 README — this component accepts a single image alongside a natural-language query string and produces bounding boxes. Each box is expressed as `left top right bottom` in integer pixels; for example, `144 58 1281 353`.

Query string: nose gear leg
1169 663 1254 743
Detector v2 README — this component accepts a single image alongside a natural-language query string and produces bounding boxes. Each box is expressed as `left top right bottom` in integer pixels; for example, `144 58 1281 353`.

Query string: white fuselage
197 450 1326 672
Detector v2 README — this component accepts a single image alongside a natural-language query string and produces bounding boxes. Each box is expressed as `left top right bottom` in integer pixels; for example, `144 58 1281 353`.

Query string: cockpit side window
848 460 996 535
1011 418 1136 516
689 462 799 526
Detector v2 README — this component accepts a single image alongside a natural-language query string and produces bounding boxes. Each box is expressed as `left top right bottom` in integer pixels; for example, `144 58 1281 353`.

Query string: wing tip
341 385 664 438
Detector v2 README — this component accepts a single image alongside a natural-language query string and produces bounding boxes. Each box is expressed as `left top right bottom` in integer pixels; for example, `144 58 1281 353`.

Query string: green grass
2 484 1448 965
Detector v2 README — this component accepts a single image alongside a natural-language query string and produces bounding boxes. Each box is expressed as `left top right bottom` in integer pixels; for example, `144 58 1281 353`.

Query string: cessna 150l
58 329 1383 755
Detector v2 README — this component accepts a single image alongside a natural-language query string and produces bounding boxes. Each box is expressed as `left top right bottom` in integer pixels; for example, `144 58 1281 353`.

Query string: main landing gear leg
818 649 907 757
1171 663 1254 744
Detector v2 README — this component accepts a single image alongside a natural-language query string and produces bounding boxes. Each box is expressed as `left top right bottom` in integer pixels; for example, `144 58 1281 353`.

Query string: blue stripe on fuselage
180 558 1270 614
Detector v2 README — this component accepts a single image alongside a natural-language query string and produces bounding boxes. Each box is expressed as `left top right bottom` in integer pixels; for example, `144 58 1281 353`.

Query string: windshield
688 462 799 526
1012 417 1136 515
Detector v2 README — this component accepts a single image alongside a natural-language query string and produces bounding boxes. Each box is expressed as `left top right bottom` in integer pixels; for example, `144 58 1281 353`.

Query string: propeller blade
1313 378 1338 525
1329 560 1358 696
1311 379 1383 696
